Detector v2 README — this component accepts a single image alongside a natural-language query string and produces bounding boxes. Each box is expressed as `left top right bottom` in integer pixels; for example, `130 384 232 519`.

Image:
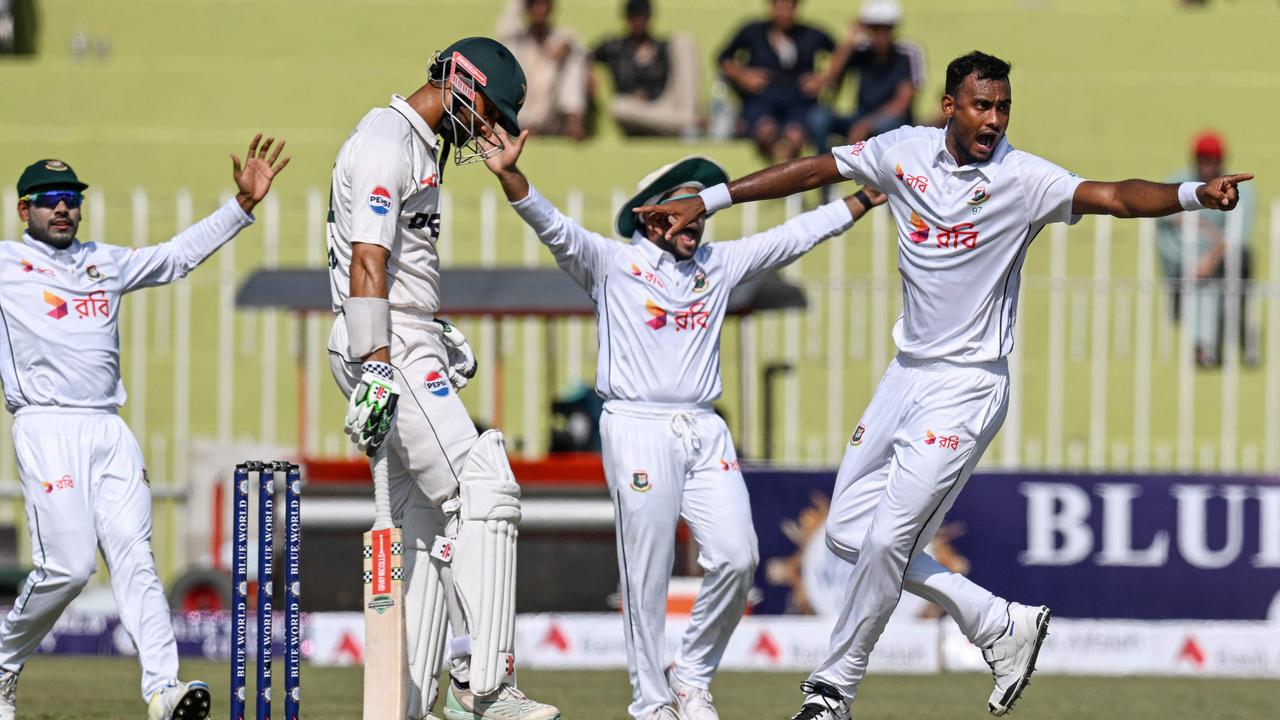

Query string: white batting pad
449 429 521 695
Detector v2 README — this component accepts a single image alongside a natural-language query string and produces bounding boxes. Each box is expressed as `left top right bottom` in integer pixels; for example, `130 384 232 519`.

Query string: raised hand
482 127 529 175
1197 173 1253 211
633 196 706 240
231 133 291 213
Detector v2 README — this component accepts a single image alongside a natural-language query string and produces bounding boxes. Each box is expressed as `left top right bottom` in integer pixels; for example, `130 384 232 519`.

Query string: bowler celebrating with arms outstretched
640 51 1252 720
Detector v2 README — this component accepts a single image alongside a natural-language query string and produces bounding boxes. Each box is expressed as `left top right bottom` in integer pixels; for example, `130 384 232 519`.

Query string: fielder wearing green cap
0 134 289 720
325 37 559 720
482 130 885 720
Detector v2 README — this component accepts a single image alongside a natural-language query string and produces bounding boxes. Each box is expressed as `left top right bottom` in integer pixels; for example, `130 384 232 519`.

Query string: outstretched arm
636 153 845 239
117 134 289 293
1072 173 1253 218
483 128 614 290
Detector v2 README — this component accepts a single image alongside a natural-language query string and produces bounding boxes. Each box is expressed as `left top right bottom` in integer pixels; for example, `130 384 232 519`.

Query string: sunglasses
21 190 84 209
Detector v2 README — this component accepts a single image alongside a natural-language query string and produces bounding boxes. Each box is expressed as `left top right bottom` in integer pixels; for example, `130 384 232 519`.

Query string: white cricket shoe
983 603 1051 716
146 680 211 720
639 706 679 720
666 666 718 720
789 681 849 720
444 680 560 720
0 670 17 720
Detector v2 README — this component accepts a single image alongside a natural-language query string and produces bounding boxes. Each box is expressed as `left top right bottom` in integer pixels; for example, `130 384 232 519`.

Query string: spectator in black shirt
592 0 700 137
718 0 834 161
807 0 924 154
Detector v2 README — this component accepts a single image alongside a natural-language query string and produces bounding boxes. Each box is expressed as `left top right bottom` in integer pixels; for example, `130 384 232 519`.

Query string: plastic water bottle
708 79 735 141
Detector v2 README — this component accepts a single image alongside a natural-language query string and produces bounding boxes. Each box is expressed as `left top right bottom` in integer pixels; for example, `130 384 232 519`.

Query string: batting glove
344 361 400 456
435 319 477 390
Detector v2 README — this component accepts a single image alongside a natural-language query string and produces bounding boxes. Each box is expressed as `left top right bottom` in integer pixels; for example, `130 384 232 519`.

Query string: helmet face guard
432 50 505 165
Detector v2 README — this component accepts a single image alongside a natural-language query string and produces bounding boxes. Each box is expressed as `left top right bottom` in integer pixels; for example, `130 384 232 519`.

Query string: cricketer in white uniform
0 137 290 720
326 37 558 720
638 51 1252 720
482 128 885 720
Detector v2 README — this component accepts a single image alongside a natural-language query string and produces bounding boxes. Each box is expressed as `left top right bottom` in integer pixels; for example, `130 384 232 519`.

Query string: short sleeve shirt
327 95 444 314
844 40 925 119
718 21 834 97
833 125 1085 363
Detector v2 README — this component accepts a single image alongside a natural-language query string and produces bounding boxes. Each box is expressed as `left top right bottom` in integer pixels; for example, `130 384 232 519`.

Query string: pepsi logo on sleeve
424 371 450 397
368 186 392 216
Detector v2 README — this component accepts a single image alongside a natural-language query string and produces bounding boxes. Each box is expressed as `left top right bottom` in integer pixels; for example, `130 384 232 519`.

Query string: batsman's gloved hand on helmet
435 319 477 389
344 361 400 456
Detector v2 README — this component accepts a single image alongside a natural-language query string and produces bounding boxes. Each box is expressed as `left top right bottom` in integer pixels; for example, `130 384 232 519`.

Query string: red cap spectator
1193 131 1225 160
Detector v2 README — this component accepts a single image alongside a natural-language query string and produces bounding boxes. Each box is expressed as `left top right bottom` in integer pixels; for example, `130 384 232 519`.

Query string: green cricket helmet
429 37 527 164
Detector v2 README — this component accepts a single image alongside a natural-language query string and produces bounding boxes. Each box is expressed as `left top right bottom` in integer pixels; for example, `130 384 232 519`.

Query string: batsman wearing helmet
326 37 559 720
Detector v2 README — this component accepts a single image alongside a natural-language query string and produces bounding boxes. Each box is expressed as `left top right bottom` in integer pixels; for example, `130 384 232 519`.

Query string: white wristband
1178 181 1206 211
698 183 733 214
343 296 391 358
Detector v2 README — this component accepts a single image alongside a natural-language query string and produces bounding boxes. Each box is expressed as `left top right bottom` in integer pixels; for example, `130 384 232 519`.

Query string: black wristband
852 190 872 213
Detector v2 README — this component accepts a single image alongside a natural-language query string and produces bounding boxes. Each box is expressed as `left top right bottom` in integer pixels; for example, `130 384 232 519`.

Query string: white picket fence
0 187 1276 576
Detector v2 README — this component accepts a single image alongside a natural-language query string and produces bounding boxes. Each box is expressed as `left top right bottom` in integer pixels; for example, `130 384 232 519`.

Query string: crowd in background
496 0 925 159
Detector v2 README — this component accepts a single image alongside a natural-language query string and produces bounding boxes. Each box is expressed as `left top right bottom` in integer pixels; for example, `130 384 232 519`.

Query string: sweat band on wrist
343 296 391 358
698 183 733 214
1178 182 1206 211
852 190 872 213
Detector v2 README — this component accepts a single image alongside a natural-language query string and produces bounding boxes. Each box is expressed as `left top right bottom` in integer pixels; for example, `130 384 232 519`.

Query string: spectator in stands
591 0 700 137
1157 131 1258 367
718 0 834 161
806 0 924 155
497 0 591 141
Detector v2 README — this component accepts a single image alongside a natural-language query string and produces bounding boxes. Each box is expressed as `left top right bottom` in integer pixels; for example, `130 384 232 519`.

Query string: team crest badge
630 472 651 493
967 187 990 206
44 160 69 172
86 264 102 281
692 268 710 294
850 424 866 446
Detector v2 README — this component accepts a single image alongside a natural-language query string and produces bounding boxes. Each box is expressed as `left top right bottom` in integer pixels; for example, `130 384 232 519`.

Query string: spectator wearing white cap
806 0 924 155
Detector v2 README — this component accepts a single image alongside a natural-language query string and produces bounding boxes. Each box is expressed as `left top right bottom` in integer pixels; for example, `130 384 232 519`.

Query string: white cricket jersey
833 125 1085 363
512 186 854 404
327 95 444 314
0 200 252 412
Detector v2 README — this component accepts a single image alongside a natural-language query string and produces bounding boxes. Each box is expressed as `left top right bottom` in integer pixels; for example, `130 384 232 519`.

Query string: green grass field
12 656 1279 720
2 0 1280 576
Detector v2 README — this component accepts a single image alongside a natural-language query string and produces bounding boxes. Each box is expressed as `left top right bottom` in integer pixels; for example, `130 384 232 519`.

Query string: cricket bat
363 447 408 719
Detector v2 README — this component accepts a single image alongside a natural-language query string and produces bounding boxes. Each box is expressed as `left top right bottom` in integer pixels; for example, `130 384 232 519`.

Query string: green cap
615 155 729 238
17 159 89 197
438 37 526 135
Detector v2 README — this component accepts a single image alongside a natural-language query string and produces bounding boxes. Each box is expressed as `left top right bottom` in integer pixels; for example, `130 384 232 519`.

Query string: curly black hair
944 51 1012 97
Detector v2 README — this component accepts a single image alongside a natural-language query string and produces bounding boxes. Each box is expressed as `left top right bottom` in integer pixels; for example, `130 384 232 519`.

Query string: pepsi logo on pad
368 185 392 216
424 371 450 397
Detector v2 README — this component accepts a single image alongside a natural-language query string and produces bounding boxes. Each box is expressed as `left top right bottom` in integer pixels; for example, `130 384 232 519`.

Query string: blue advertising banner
744 469 1280 620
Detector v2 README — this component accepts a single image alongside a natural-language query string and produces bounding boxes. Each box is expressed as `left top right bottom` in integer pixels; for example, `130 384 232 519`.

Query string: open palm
231 134 291 212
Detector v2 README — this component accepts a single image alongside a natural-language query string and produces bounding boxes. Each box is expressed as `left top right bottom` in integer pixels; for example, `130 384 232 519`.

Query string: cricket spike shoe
666 666 719 720
0 670 16 720
983 603 1051 716
444 679 560 720
789 681 849 720
638 707 679 720
146 680 211 720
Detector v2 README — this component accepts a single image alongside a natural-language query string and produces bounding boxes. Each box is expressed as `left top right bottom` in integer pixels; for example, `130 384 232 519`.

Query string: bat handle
371 446 393 530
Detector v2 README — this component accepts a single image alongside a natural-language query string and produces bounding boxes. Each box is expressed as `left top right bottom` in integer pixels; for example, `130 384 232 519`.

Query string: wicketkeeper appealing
483 128 885 720
326 37 558 720
0 137 289 720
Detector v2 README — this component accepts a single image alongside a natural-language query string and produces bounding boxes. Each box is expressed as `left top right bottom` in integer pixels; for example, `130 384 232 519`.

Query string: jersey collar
932 127 1009 183
390 94 439 151
22 232 82 260
632 232 675 269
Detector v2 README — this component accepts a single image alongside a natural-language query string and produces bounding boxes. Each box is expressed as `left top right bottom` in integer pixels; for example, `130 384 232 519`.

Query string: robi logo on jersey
368 186 393 216
424 371 450 397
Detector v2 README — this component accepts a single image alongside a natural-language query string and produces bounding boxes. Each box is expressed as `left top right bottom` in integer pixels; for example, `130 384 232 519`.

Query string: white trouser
814 355 1012 702
330 312 479 713
0 408 178 702
601 401 759 720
